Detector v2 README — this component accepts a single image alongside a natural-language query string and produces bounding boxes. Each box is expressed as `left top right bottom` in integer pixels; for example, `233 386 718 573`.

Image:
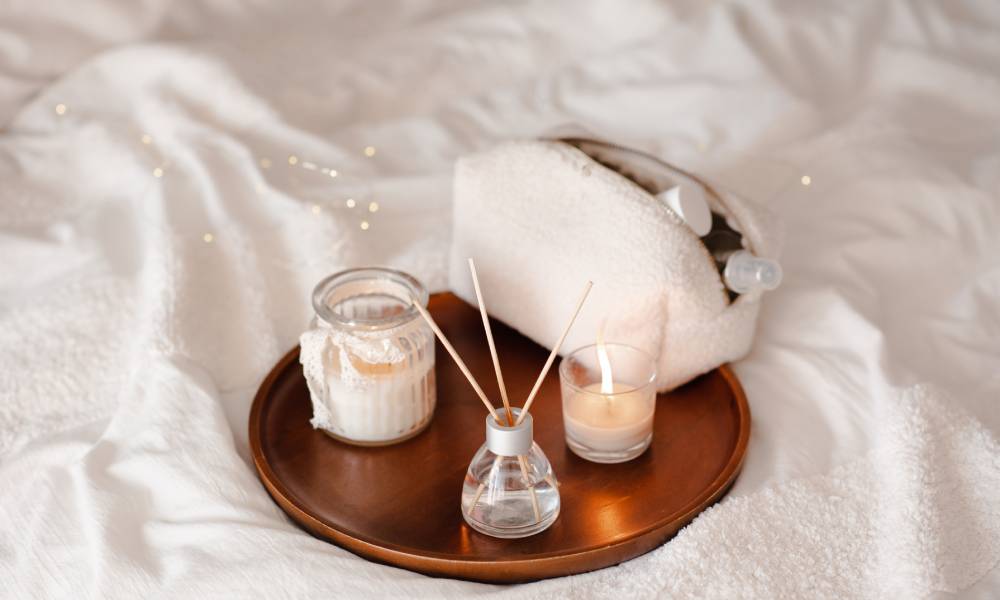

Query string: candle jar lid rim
559 342 657 395
312 267 429 332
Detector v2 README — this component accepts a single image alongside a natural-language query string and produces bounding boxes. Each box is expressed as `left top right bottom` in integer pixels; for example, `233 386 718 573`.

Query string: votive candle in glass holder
559 343 657 463
300 267 436 446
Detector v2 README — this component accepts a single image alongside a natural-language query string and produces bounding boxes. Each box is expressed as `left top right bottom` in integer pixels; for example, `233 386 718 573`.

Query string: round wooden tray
249 293 750 583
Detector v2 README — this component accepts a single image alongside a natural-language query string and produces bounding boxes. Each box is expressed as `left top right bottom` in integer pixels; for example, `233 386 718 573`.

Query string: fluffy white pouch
448 140 780 391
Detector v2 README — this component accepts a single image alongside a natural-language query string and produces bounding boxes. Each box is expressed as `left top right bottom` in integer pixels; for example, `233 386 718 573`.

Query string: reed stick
411 299 501 423
468 455 499 512
517 454 542 522
516 281 593 425
467 258 515 426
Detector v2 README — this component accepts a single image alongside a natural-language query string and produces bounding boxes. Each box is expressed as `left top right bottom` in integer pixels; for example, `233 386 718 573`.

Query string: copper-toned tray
249 293 750 583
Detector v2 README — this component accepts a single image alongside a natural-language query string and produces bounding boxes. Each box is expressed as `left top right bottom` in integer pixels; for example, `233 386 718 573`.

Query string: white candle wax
302 317 436 445
320 351 435 444
563 382 655 452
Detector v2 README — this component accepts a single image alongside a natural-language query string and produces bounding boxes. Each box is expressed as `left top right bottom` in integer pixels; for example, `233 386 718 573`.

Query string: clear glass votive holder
559 343 657 463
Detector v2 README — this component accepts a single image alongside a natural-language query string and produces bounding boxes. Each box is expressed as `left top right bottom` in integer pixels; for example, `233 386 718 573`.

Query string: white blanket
2 1 999 598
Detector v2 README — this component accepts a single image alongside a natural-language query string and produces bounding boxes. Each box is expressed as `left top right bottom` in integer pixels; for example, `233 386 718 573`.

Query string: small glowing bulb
288 155 299 165
345 198 356 208
363 146 376 157
801 175 812 186
311 204 321 214
259 158 272 169
360 220 370 230
141 134 152 145
368 201 379 213
152 167 164 178
329 169 338 178
203 233 214 243
54 104 67 115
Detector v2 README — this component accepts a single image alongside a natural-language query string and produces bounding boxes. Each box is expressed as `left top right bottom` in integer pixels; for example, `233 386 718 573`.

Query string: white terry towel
449 140 780 391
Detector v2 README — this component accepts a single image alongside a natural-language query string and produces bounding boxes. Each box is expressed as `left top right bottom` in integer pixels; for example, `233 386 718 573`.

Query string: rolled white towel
449 140 780 391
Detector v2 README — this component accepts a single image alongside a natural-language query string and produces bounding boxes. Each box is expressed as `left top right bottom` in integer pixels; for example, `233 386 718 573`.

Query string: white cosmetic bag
448 139 781 391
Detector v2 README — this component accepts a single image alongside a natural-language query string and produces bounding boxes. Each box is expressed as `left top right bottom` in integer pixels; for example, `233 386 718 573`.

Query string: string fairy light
276 149 381 231
49 99 387 249
801 175 812 186
282 153 341 179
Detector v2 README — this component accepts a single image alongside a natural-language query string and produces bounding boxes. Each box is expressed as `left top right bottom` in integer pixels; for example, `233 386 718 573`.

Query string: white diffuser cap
485 408 533 456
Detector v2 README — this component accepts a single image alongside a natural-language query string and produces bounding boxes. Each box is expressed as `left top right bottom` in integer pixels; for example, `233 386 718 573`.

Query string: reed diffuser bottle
410 258 591 540
461 409 559 538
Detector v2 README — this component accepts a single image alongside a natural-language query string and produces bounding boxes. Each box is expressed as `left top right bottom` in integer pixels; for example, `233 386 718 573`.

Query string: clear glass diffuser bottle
461 408 560 538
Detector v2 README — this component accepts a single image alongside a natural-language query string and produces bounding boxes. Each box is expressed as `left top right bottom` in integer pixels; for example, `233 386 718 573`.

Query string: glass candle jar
300 267 436 446
461 408 560 538
559 343 657 463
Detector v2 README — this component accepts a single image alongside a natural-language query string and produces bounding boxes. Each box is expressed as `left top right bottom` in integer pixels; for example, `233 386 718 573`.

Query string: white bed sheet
1 1 998 598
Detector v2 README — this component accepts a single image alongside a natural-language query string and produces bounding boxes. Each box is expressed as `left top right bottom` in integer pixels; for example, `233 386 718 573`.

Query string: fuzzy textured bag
448 139 780 391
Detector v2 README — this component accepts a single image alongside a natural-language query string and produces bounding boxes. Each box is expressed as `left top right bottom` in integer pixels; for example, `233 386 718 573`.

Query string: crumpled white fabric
2 0 999 598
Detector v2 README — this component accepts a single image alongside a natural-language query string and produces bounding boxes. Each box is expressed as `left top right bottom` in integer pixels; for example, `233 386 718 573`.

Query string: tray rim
249 308 751 580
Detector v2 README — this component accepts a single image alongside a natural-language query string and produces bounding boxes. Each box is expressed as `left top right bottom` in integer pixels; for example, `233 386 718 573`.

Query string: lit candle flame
596 329 614 394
